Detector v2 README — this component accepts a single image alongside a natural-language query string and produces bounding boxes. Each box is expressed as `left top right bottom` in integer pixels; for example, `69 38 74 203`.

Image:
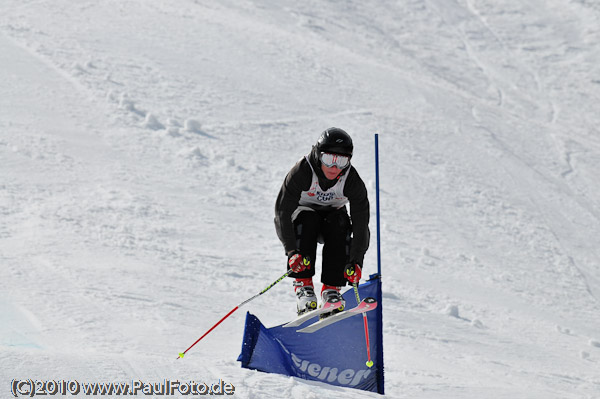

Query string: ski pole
177 269 291 359
352 282 373 368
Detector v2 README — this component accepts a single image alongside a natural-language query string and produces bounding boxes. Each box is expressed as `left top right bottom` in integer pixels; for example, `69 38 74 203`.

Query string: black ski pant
288 207 352 287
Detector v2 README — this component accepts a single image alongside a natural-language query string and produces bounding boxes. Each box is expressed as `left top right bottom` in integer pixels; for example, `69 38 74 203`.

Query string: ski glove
288 251 311 273
344 263 362 284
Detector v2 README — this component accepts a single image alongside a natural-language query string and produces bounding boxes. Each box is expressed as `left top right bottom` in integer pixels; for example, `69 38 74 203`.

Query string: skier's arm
274 160 312 254
345 168 370 266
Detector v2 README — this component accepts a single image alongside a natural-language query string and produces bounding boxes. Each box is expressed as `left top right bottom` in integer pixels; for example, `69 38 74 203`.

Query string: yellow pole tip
366 360 373 368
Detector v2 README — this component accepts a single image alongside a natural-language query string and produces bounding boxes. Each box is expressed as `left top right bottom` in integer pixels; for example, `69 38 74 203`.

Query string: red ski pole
352 282 373 368
177 270 291 359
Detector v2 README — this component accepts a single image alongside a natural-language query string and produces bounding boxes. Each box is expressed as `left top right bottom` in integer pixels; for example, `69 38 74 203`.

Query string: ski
297 297 377 333
282 297 344 328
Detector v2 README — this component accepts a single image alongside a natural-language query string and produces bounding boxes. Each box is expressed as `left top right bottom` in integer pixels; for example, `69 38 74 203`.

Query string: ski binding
282 297 344 328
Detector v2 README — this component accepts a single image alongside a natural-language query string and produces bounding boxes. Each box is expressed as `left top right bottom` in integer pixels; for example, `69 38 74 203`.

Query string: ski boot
319 285 345 319
294 278 318 316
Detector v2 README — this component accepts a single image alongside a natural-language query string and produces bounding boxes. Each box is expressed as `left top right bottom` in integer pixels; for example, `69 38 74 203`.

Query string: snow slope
1 0 600 397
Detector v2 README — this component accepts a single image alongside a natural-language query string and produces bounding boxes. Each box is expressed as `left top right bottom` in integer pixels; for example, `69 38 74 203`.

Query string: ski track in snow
1 0 600 398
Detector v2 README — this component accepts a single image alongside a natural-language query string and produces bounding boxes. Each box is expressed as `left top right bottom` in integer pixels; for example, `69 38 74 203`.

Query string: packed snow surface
1 1 600 398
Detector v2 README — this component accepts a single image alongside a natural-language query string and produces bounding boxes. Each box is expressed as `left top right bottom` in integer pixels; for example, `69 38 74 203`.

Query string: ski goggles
320 152 351 169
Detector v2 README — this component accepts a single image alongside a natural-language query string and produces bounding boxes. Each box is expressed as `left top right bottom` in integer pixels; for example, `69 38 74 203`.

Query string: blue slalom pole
375 133 382 277
373 133 384 394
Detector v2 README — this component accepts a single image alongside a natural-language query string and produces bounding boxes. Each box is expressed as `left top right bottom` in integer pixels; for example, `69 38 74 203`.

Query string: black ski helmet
315 127 353 156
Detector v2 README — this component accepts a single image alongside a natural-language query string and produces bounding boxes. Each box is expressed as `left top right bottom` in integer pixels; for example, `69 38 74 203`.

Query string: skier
275 127 370 316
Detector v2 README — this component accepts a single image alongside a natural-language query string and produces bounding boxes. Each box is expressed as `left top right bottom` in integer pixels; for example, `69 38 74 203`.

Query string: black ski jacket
274 147 370 266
